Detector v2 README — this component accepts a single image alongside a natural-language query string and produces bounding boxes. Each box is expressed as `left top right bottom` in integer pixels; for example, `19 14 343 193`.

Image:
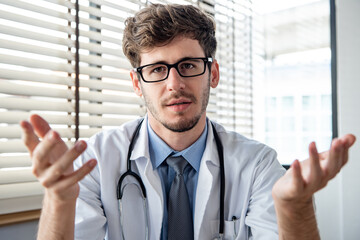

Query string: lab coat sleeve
74 143 107 240
244 147 286 239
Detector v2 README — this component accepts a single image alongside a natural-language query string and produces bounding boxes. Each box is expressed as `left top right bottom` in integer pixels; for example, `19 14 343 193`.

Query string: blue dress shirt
147 121 208 240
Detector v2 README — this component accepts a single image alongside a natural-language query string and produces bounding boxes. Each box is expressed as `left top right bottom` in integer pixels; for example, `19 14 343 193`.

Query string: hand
272 134 356 239
272 134 356 205
20 114 97 203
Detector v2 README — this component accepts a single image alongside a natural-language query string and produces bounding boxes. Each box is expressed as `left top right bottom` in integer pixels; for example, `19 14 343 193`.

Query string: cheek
142 85 161 101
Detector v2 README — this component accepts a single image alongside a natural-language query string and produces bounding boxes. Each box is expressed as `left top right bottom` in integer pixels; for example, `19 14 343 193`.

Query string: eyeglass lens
141 58 206 82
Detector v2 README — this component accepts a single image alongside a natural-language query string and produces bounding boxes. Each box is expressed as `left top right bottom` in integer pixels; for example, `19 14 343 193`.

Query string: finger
342 134 356 148
318 150 329 160
319 150 329 171
341 134 356 166
342 143 349 167
335 139 345 170
54 159 97 191
326 138 343 180
290 159 304 193
32 130 62 176
30 114 52 138
20 120 40 154
307 142 322 189
40 141 87 188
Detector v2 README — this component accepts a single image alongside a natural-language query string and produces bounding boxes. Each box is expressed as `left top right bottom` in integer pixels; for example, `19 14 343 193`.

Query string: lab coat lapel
130 118 164 240
194 120 221 239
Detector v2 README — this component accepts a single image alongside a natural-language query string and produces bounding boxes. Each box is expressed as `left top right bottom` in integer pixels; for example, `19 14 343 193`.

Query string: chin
162 115 201 133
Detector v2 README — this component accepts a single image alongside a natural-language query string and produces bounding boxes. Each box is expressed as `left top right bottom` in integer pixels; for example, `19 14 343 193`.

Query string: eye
180 62 195 70
151 66 167 73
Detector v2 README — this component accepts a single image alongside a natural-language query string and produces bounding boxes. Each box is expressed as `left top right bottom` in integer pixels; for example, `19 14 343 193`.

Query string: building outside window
252 0 333 165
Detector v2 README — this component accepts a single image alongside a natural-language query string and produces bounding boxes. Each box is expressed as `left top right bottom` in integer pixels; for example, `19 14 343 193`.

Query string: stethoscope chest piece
213 233 224 240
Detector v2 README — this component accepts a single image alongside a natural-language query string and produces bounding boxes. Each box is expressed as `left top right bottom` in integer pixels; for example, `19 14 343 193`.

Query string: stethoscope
117 118 226 240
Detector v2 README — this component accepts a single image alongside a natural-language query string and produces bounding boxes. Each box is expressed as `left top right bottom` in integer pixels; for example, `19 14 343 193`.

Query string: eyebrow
145 56 204 66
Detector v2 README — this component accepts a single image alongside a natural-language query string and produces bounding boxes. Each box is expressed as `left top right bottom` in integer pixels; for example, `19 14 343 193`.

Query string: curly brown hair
122 4 217 68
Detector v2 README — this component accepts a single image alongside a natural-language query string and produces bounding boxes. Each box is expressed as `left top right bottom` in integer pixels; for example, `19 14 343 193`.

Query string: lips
165 98 192 112
166 99 191 106
166 101 191 106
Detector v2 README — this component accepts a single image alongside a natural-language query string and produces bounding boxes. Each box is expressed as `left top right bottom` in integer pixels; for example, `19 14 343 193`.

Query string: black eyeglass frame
133 57 213 83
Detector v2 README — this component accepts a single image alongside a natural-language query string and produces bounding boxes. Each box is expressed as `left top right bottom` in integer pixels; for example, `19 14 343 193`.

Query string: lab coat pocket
210 217 240 240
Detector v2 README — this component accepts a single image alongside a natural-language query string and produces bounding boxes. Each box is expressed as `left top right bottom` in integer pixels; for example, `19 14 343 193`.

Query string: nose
166 67 185 91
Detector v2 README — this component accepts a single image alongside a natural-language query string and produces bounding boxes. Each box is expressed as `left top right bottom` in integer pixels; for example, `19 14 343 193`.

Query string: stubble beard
142 78 210 133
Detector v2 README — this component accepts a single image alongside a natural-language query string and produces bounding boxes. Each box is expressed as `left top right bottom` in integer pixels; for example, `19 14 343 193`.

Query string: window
253 0 333 165
0 0 255 218
200 0 254 136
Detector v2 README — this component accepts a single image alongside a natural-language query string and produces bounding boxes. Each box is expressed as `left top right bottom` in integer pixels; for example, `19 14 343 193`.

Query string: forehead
139 36 205 66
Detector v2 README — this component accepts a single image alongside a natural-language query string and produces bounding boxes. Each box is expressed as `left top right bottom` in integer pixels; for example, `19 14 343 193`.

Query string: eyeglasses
134 57 213 83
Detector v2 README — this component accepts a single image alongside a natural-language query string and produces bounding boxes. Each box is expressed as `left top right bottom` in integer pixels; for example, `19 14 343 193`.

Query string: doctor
20 3 355 240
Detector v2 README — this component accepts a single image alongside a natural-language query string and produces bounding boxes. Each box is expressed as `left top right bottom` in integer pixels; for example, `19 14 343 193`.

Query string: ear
130 70 143 97
210 59 220 88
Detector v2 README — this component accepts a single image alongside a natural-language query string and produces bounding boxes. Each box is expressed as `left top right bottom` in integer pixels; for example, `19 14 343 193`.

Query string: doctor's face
131 36 219 133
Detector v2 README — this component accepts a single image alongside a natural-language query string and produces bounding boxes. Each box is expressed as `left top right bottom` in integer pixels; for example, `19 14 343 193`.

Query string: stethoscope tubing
117 118 146 200
210 121 225 235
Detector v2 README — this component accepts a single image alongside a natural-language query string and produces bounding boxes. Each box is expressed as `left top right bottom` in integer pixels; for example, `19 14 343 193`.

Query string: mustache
161 91 197 106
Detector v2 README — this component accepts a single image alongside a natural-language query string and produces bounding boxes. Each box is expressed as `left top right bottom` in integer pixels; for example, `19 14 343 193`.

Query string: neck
148 114 207 151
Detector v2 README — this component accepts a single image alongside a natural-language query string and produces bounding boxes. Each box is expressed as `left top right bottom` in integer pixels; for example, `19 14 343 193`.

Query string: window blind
0 0 77 214
0 0 254 215
0 0 146 215
199 0 253 136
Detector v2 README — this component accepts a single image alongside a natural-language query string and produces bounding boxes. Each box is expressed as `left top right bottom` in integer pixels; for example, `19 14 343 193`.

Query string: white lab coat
74 117 285 240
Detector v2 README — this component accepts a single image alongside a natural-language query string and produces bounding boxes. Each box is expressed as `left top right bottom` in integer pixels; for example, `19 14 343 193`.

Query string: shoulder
209 120 279 168
209 120 285 189
211 120 275 155
87 118 144 147
75 117 145 167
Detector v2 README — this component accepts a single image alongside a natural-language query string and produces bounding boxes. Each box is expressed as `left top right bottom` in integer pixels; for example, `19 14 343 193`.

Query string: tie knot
166 156 188 175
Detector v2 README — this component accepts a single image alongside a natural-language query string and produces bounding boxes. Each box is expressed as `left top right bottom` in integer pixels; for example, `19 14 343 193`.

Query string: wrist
273 195 320 239
274 196 315 221
43 190 77 211
43 182 80 202
38 191 77 240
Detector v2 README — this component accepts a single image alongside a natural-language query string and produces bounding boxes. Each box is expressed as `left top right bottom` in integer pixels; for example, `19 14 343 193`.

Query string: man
20 4 355 240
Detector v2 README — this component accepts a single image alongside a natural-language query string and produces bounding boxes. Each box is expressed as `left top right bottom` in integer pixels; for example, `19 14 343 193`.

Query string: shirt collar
147 120 208 172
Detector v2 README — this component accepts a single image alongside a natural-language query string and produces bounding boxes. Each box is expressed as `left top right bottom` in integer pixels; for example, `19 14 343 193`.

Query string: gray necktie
166 156 194 240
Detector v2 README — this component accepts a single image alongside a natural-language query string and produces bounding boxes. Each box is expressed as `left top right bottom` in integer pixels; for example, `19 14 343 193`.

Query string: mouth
167 101 191 106
165 99 192 111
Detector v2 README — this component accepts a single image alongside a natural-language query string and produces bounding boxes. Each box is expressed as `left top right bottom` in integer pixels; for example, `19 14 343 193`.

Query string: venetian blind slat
0 126 76 139
0 0 71 22
0 24 73 48
0 140 74 154
0 9 73 35
0 69 73 86
0 182 43 200
0 54 74 73
0 156 31 168
0 169 36 185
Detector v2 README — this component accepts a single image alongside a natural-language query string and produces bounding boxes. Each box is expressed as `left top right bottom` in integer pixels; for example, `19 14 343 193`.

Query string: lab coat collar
194 118 221 239
202 118 221 167
129 116 151 161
